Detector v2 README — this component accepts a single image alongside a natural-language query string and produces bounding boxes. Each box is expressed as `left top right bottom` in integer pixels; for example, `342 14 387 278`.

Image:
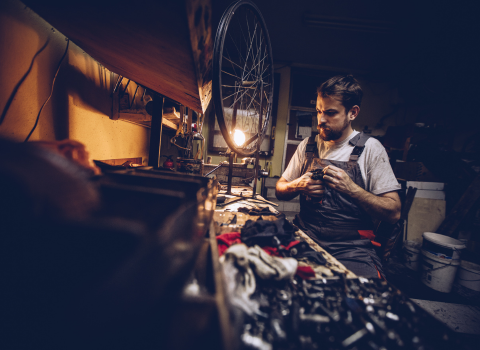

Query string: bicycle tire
212 0 274 157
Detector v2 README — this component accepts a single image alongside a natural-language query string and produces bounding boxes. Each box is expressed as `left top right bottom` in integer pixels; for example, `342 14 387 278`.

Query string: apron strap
301 136 317 174
349 132 370 161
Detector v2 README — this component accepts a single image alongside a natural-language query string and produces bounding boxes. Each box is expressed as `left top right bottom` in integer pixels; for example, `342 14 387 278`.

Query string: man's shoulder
297 137 311 150
359 135 389 169
364 135 387 152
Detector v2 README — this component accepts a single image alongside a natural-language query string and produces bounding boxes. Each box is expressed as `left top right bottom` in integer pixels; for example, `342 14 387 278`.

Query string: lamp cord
0 38 50 126
25 38 69 142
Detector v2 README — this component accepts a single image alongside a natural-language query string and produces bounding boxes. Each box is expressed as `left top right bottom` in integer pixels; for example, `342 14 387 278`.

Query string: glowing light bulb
234 129 246 146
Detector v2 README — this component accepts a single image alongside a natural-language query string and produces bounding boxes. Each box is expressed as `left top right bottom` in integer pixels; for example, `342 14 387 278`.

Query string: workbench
213 186 356 279
209 186 469 350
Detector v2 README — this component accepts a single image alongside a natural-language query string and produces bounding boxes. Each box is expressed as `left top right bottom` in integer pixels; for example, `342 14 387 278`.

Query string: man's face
316 95 350 141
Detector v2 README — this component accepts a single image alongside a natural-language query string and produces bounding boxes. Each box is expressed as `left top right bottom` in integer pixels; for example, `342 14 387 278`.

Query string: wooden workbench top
213 191 356 279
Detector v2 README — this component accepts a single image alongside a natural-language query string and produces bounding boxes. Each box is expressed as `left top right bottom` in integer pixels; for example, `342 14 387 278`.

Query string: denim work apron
293 132 384 279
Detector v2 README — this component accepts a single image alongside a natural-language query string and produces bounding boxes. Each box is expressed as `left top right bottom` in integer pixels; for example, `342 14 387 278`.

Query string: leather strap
349 132 370 161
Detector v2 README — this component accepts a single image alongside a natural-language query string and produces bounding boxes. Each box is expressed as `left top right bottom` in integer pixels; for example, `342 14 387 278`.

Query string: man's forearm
350 186 401 224
275 178 301 201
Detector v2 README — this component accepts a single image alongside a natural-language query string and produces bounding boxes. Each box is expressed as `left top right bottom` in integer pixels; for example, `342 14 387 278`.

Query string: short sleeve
361 138 401 195
281 138 308 182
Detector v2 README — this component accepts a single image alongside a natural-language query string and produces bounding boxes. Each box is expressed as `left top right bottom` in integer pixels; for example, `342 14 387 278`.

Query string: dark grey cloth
241 218 296 247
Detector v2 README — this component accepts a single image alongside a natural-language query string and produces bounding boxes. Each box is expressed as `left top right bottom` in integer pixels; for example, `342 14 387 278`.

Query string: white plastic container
422 232 466 260
403 240 421 271
420 249 460 293
456 260 480 292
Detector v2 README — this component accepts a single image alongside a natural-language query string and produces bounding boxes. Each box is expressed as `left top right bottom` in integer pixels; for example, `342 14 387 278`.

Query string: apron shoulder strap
349 132 370 161
305 136 318 158
300 136 317 175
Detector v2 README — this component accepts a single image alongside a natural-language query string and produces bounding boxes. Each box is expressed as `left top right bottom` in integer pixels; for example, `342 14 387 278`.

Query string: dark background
212 0 479 132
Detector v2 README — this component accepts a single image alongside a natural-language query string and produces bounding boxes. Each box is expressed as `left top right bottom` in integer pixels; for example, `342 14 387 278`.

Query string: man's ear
349 105 360 121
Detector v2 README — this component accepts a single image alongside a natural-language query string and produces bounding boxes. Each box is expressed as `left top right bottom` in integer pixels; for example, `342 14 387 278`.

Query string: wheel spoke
243 54 267 82
221 70 241 79
242 21 258 80
222 90 239 101
228 32 245 65
224 47 240 76
229 82 258 107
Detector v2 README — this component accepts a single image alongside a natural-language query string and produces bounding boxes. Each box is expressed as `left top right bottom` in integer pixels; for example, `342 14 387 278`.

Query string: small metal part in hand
310 167 325 180
306 168 325 201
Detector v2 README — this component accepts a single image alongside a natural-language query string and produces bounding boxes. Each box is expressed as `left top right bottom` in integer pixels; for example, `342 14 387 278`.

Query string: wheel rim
213 0 274 157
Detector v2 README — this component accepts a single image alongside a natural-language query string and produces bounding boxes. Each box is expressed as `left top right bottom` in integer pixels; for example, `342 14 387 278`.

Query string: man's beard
318 117 350 141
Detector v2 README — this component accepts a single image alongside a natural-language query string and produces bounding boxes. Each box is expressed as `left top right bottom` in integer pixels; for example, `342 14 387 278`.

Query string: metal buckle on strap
349 155 359 161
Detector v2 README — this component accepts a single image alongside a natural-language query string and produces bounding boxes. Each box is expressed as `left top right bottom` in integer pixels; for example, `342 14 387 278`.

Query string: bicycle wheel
213 0 274 157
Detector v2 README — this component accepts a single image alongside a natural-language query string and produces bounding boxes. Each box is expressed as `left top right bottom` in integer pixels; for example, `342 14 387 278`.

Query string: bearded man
275 75 401 278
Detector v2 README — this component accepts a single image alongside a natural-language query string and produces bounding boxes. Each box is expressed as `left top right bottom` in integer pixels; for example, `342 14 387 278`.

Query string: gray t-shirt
282 130 401 195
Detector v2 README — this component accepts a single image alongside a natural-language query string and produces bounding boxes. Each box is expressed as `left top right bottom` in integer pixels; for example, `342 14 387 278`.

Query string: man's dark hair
317 75 363 113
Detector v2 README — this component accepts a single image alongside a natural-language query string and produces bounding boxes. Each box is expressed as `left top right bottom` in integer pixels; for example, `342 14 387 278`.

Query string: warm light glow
234 129 246 146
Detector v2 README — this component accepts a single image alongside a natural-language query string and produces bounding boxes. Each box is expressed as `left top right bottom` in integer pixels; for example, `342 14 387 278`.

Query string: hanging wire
0 38 50 126
113 75 124 93
24 38 70 142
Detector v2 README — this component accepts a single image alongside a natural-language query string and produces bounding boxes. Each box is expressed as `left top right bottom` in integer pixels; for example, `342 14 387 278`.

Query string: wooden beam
23 0 210 112
118 111 177 130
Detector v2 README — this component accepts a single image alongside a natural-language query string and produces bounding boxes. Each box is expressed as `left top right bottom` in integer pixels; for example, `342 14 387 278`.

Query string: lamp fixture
233 129 246 147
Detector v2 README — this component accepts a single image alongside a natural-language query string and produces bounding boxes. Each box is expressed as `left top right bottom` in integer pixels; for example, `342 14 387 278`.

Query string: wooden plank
119 111 150 122
161 118 177 130
437 174 480 237
294 229 357 278
163 107 181 122
208 220 234 350
23 0 205 112
98 157 142 166
118 111 177 130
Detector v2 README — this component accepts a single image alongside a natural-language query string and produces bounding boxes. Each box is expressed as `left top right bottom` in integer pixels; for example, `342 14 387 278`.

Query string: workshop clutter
238 277 461 350
217 218 329 279
217 219 459 349
177 157 203 175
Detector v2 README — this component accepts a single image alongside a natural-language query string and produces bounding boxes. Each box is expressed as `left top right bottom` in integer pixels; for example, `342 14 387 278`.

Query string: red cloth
296 265 316 279
216 232 242 256
358 230 381 247
216 233 314 279
262 240 301 257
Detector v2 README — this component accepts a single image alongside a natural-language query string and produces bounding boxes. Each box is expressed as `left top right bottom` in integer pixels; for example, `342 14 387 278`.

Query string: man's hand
298 172 325 198
322 165 361 196
275 173 324 201
323 165 401 224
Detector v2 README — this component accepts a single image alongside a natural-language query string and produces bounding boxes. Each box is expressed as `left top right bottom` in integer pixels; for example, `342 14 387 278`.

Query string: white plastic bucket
403 240 421 271
456 260 480 292
422 232 466 260
420 249 460 293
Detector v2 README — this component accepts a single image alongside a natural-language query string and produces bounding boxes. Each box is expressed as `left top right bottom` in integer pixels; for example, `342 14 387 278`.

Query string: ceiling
212 0 477 118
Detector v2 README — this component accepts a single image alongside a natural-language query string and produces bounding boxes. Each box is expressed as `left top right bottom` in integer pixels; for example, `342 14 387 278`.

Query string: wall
0 0 150 163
